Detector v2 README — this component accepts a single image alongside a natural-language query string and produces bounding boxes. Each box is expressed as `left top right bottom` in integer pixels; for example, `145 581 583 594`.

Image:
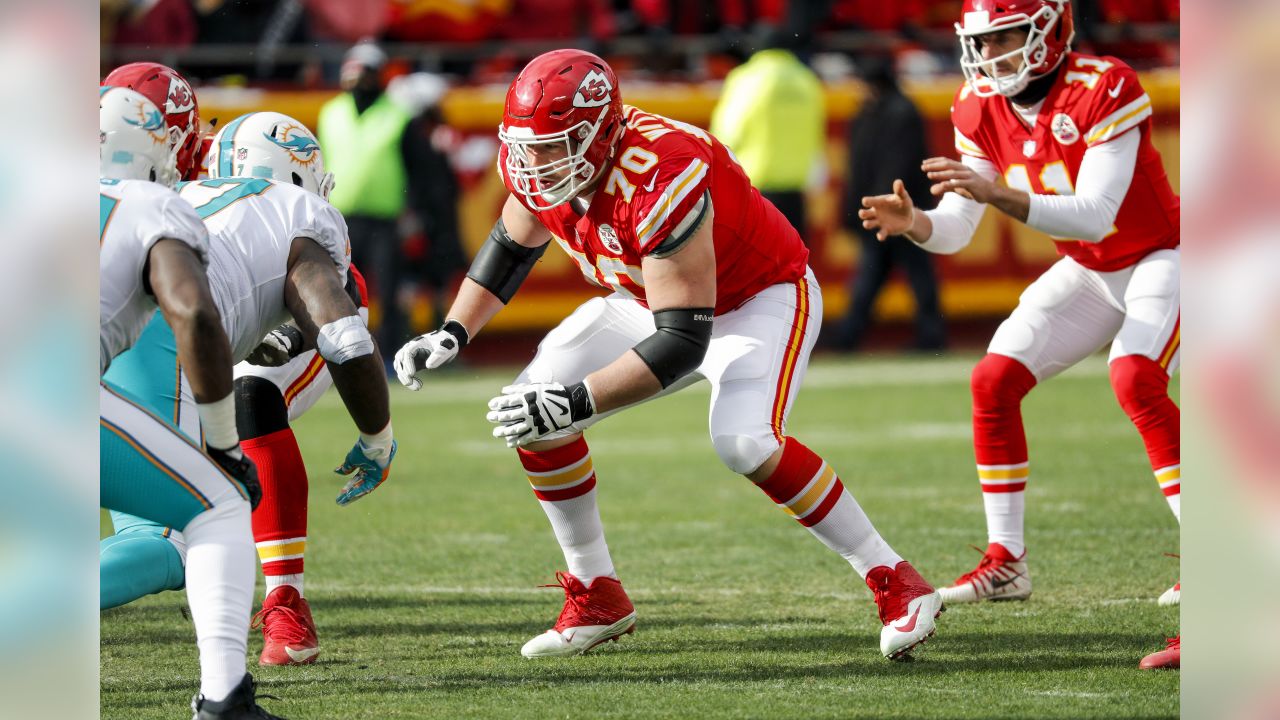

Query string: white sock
809 491 904 577
182 494 255 702
539 487 616 587
1156 465 1181 523
983 489 1026 557
265 573 304 597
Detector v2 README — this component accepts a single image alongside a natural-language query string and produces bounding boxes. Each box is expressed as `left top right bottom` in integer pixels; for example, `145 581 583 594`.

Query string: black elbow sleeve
632 307 715 388
465 218 547 304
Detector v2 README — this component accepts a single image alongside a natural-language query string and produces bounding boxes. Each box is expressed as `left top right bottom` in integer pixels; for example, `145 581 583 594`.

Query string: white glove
394 320 468 391
486 381 595 447
244 323 304 367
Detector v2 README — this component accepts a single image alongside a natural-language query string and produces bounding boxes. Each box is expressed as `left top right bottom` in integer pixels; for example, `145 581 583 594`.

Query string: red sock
1111 355 1181 519
244 427 309 587
756 438 842 527
755 437 901 576
971 354 1037 555
518 436 612 583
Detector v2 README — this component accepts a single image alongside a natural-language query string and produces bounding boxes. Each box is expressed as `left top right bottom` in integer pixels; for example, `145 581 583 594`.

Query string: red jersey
500 105 808 315
952 52 1180 271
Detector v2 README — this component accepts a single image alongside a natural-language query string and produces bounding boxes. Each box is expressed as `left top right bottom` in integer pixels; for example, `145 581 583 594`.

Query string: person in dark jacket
832 57 946 351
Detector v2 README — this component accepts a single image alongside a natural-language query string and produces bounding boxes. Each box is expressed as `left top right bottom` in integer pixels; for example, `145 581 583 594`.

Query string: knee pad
712 432 779 475
1109 355 1169 418
234 376 289 440
971 354 1037 410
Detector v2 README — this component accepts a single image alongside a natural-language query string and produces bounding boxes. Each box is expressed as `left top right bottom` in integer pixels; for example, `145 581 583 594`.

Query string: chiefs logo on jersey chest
1051 113 1080 145
574 69 613 108
597 224 623 254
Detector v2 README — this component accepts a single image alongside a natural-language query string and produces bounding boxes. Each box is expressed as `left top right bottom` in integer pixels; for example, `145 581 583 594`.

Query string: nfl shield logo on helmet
1051 113 1080 145
573 69 613 108
598 224 623 255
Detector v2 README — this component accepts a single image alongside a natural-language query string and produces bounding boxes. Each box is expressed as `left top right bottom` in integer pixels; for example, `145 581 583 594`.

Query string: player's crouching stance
860 0 1179 668
397 50 942 661
100 111 395 670
99 87 285 719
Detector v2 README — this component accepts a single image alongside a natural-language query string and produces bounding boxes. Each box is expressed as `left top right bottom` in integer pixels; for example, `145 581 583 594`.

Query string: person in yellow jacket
710 41 825 236
318 40 413 353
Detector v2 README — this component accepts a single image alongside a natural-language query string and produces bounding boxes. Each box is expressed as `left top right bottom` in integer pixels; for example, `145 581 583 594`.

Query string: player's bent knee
1109 354 1169 417
234 376 289 440
712 432 778 475
971 353 1036 408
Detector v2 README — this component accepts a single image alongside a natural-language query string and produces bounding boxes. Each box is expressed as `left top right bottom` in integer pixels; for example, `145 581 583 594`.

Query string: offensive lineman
858 0 1180 669
100 86 284 718
397 50 943 661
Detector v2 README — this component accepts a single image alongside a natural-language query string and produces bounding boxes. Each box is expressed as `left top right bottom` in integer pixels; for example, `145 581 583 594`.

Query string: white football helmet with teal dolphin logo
99 86 181 187
206 111 335 200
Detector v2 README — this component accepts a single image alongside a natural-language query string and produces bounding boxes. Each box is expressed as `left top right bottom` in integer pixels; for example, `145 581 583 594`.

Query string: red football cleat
521 572 636 658
252 585 320 666
1139 635 1180 670
866 561 944 660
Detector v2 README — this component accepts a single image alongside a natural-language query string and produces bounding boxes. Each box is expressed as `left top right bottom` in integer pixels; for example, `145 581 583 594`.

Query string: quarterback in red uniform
397 49 943 661
860 0 1179 669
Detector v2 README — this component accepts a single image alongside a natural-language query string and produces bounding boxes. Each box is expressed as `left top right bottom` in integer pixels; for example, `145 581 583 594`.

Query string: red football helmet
955 0 1075 97
499 50 625 210
102 62 203 180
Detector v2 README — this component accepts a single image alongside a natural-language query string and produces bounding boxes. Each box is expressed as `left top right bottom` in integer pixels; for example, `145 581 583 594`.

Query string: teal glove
334 438 396 506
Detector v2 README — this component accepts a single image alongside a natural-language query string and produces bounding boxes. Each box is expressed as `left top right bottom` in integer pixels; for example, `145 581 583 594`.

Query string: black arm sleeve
631 307 715 388
465 218 547 304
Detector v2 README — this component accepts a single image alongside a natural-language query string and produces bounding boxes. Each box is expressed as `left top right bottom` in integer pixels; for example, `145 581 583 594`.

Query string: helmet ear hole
291 172 304 188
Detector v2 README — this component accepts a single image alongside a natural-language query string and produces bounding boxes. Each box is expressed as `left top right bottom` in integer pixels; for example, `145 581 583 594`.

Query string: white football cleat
937 543 1031 603
1158 581 1179 606
866 561 944 661
521 572 636 659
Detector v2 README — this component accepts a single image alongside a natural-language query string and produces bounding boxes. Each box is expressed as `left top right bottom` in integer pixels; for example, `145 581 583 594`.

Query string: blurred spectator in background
709 31 824 234
318 40 414 353
831 57 945 352
389 72 467 332
102 0 196 48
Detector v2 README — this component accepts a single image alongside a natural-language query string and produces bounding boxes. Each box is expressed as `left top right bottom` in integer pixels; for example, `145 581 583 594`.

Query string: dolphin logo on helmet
263 122 322 167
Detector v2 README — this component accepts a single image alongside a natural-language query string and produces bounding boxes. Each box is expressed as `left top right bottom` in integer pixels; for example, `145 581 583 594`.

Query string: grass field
101 353 1180 719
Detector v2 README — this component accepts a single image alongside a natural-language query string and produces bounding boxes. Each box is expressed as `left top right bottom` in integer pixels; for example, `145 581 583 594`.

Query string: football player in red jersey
859 0 1179 668
396 49 943 661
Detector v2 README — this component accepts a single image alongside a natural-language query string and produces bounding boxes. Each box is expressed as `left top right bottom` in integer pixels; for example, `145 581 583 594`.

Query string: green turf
100 353 1180 719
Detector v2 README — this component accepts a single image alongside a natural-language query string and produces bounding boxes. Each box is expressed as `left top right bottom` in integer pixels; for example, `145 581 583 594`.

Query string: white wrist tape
359 421 394 464
197 392 239 451
316 315 374 364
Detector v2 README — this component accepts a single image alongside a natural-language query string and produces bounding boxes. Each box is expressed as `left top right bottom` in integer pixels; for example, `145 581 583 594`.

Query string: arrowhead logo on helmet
166 75 195 114
574 69 614 108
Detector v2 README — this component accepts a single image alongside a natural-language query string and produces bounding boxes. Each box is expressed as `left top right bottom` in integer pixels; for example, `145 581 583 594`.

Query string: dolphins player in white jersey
100 111 397 662
99 87 286 719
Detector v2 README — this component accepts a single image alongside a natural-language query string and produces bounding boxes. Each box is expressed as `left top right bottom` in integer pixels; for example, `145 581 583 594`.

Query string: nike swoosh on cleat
284 646 320 662
990 574 1020 590
893 607 921 633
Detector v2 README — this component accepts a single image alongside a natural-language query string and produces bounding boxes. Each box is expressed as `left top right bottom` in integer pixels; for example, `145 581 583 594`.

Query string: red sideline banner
197 72 1179 332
